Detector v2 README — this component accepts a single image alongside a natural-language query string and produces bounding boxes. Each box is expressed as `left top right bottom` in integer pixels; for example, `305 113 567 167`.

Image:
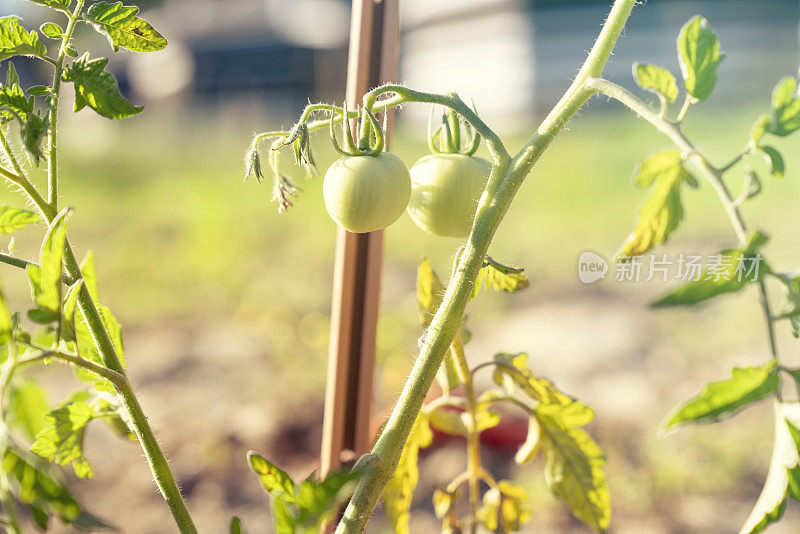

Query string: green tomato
323 152 411 233
407 154 491 237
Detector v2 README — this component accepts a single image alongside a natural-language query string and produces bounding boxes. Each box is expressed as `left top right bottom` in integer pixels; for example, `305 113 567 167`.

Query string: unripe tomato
407 154 491 237
323 152 411 233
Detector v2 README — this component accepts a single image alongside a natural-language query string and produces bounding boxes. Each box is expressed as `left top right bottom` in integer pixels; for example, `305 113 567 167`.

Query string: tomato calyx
428 108 481 156
330 101 386 157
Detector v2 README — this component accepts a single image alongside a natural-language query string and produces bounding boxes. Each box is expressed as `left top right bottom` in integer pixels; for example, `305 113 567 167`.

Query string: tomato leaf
767 76 800 137
758 146 785 178
8 379 49 440
663 361 778 431
62 54 143 120
477 481 532 532
492 353 578 408
651 230 769 307
677 15 724 102
26 208 72 319
247 452 295 501
740 403 800 534
31 400 98 478
0 205 39 233
515 416 541 465
26 0 72 10
229 517 246 534
470 256 529 299
382 413 432 534
0 17 47 61
39 22 64 40
633 62 678 102
619 151 696 258
0 278 13 347
85 1 167 53
535 402 610 533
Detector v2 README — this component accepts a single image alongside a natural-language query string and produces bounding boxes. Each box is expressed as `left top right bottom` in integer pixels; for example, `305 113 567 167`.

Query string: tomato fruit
323 152 411 233
407 154 491 237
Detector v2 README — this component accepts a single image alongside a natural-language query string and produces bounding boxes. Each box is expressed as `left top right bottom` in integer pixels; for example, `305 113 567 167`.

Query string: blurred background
1 0 799 532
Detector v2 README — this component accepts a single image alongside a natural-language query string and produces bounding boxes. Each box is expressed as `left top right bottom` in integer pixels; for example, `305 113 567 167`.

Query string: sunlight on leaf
677 16 724 102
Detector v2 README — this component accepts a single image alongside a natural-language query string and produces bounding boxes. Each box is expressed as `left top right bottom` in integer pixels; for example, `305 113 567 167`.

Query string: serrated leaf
619 151 696 257
62 54 142 120
759 145 785 178
85 1 167 53
493 353 578 408
31 400 97 478
664 361 777 430
0 74 33 123
536 402 610 533
651 230 769 307
740 403 800 534
470 256 529 299
768 77 800 137
40 22 63 40
0 206 37 233
677 15 724 102
247 452 295 501
0 17 47 61
382 413 432 534
9 380 49 439
22 111 48 166
633 62 678 102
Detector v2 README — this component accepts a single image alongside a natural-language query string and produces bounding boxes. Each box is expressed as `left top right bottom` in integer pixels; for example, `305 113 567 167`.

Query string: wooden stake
321 0 401 478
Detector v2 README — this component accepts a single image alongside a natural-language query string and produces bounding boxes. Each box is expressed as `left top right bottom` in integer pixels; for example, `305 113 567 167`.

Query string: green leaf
759 146 785 178
293 470 362 530
677 15 724 102
535 402 610 533
27 85 50 96
740 403 800 533
0 205 39 233
768 77 800 137
2 446 114 531
62 54 143 120
5 61 18 86
470 256 529 299
619 151 696 257
31 400 98 478
22 111 48 166
664 361 777 430
515 417 541 465
751 114 772 145
60 279 84 342
271 494 295 534
247 452 295 501
80 251 100 303
0 74 33 123
27 0 72 10
0 17 47 61
39 22 64 40
26 208 72 317
382 413 432 534
633 62 678 102
9 379 49 439
651 230 769 307
85 1 167 53
0 278 12 346
229 517 246 534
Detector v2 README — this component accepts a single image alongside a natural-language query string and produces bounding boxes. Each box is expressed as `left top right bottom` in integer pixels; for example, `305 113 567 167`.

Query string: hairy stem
335 2 636 531
46 0 86 208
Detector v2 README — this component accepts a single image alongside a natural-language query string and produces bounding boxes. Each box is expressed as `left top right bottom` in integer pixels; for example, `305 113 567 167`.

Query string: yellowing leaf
493 353 578 408
471 256 529 299
247 452 295 500
536 403 610 533
382 414 432 534
619 151 695 258
31 400 97 478
477 480 532 532
664 361 778 431
0 205 38 233
515 417 541 465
